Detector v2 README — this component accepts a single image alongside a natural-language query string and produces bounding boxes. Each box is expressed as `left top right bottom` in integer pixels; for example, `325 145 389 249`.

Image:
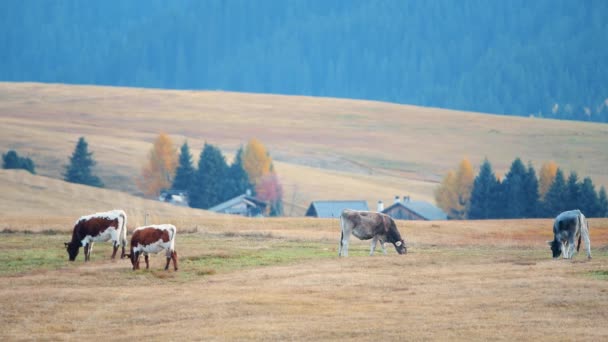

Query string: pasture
1 216 607 341
2 82 608 214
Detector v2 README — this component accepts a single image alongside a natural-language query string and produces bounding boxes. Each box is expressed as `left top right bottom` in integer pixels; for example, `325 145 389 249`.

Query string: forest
2 0 607 122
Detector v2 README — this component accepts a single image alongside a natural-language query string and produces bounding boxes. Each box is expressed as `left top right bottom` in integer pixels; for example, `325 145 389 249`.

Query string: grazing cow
339 209 407 256
126 224 178 271
548 209 591 259
64 210 128 261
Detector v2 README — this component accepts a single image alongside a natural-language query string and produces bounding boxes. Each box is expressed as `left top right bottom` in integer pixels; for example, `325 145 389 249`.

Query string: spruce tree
523 162 540 218
542 168 567 217
579 177 599 217
225 146 251 199
598 186 608 218
468 159 501 219
565 172 581 211
64 137 103 187
2 150 36 174
502 158 528 218
171 141 195 191
189 143 229 209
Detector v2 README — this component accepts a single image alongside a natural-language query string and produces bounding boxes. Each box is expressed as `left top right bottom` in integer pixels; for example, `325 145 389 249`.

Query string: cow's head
124 252 140 270
547 240 561 258
64 242 80 261
394 240 407 254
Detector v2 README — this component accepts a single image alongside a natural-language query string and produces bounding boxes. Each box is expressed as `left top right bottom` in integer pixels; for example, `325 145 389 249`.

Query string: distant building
208 193 267 217
305 200 369 218
381 196 447 221
159 190 189 207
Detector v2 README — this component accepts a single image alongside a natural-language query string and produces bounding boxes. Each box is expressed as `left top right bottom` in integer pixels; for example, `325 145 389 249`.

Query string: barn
305 200 369 218
382 196 447 221
208 193 267 217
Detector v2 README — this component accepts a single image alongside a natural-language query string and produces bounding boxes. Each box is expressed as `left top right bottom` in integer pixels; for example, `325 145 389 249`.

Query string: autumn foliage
538 161 558 200
434 158 474 219
137 133 177 197
243 138 272 187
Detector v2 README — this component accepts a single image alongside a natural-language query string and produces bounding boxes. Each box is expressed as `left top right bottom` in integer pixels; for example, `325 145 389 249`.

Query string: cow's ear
395 241 402 247
546 241 552 247
64 242 69 247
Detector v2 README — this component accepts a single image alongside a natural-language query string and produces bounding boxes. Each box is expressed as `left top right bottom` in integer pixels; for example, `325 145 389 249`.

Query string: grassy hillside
1 82 608 215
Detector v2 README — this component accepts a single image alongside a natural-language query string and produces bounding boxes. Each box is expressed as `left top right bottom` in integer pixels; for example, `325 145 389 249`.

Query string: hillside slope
1 82 608 215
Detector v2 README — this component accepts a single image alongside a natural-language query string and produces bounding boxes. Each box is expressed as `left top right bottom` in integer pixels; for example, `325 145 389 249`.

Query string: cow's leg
144 254 150 269
369 237 378 256
561 242 568 259
339 218 351 257
380 241 388 255
111 241 119 260
172 251 178 271
582 221 592 259
84 243 90 261
133 252 140 270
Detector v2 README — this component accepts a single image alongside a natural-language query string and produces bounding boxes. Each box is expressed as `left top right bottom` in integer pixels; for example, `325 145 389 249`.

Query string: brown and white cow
126 224 178 271
64 210 128 261
339 209 407 256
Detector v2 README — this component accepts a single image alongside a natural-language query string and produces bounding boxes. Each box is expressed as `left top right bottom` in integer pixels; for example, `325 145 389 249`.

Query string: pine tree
225 146 251 199
172 141 195 191
468 158 501 219
565 172 581 211
189 143 229 209
2 150 36 174
542 168 567 217
137 133 177 197
502 158 528 218
64 137 103 187
579 177 599 217
598 186 608 218
523 162 540 218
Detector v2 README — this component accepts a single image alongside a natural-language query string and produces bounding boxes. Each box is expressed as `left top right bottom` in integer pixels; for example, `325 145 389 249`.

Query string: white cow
548 209 591 259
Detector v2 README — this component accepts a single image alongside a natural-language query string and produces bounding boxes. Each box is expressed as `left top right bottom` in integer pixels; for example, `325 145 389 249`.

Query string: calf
548 209 591 259
65 210 128 261
339 209 407 256
126 224 178 271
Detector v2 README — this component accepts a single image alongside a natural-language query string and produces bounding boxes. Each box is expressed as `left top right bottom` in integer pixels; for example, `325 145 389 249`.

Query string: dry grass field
1 216 607 341
1 82 608 340
2 82 608 214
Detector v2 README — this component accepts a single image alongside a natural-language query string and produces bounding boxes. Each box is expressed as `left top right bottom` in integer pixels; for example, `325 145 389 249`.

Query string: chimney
246 189 252 196
394 195 400 204
377 200 384 212
403 195 410 203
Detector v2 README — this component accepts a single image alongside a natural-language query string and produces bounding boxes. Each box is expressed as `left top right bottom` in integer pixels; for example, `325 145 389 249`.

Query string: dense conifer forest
2 0 607 121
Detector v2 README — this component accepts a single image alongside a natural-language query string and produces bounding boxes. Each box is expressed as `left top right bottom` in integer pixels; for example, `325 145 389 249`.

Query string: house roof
383 201 447 220
305 200 369 218
208 194 266 213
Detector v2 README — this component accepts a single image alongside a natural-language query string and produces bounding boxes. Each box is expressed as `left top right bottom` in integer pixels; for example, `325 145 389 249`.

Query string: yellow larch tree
538 161 558 200
242 138 272 187
434 158 474 219
137 133 178 197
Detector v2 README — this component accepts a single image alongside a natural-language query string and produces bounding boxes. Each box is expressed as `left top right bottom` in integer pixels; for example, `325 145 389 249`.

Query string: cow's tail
338 215 344 256
576 211 583 252
169 224 177 252
119 210 128 248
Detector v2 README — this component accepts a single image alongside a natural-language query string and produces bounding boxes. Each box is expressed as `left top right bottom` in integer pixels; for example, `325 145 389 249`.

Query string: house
208 193 267 217
305 200 369 218
159 190 189 207
381 196 447 221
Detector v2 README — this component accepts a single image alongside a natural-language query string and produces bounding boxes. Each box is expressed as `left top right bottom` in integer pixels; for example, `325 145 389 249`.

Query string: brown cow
125 224 178 271
339 209 407 256
64 210 128 261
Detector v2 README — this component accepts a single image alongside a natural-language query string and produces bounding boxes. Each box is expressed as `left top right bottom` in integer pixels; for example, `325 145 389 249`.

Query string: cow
547 209 591 260
64 210 128 261
125 224 178 271
339 209 407 256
